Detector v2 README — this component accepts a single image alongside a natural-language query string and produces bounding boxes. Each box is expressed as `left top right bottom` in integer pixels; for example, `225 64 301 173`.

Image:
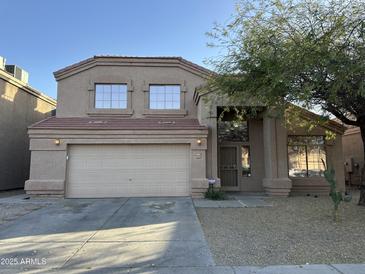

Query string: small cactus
322 159 351 221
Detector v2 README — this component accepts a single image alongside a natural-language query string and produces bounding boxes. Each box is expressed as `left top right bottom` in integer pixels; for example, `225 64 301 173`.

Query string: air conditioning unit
5 65 29 84
0 56 5 70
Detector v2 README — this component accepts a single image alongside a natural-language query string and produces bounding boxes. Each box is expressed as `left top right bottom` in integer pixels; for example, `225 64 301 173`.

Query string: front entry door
219 145 239 190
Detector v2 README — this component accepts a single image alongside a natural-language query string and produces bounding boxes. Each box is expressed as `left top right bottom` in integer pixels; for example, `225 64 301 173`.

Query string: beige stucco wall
26 129 208 197
342 127 363 185
27 60 211 197
0 71 56 190
197 93 345 196
56 65 206 118
239 119 265 192
197 95 291 195
26 57 345 197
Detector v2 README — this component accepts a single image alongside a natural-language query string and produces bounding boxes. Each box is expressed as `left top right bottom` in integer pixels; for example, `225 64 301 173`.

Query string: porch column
191 138 209 198
262 115 292 196
197 99 221 186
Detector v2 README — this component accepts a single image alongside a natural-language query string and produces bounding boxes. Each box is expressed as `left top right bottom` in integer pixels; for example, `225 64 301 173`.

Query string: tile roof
29 117 207 130
53 55 214 78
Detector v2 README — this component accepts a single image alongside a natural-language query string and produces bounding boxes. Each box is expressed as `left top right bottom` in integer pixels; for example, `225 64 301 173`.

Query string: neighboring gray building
25 56 344 198
0 57 56 190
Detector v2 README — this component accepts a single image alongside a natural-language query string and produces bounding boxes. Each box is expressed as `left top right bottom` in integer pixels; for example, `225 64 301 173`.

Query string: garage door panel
67 144 190 198
68 185 189 198
70 156 188 170
69 170 188 180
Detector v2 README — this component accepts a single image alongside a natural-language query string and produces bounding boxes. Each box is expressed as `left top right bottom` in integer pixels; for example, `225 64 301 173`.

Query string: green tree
207 0 365 205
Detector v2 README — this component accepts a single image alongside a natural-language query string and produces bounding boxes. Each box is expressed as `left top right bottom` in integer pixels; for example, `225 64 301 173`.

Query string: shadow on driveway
0 197 214 272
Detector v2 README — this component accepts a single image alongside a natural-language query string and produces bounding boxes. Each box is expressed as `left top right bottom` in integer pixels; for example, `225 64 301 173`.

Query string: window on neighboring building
288 136 326 177
95 84 127 109
149 85 180 109
241 145 251 177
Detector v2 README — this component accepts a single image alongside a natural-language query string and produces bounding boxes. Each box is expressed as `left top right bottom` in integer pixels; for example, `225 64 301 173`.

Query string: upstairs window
149 85 180 109
288 136 326 177
95 84 127 109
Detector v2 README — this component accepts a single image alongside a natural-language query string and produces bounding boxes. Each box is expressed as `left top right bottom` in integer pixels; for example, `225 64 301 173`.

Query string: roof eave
0 69 56 106
53 56 214 81
288 105 346 134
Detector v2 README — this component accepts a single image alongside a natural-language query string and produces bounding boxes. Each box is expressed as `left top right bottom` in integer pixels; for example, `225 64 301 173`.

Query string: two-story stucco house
0 58 56 191
25 56 345 198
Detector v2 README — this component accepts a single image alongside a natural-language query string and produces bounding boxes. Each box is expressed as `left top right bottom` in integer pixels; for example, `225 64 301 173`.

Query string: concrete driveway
0 197 214 272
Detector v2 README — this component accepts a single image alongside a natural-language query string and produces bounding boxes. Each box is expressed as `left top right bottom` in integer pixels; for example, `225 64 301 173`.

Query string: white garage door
66 144 190 198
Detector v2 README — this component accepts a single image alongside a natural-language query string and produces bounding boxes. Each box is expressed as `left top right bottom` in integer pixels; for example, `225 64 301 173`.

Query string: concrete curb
6 264 363 273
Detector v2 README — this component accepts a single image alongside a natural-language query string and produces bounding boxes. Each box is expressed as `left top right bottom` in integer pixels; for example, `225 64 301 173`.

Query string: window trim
87 81 133 117
142 82 187 117
148 84 181 110
287 135 327 178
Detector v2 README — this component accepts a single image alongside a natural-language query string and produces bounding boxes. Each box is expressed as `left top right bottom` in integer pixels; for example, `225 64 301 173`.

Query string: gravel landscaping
196 191 365 266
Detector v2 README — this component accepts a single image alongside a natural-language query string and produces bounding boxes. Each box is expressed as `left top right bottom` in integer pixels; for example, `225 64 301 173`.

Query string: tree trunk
358 123 365 206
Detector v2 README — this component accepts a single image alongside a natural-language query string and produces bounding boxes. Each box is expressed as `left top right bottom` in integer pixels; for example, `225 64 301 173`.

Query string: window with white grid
95 84 127 109
149 85 180 109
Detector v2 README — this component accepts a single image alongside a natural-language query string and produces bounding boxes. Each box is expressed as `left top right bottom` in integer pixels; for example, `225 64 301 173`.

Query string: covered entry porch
195 90 345 197
215 107 292 196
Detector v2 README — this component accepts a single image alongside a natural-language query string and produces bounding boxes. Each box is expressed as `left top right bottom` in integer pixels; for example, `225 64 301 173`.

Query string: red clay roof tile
29 117 207 130
53 56 214 78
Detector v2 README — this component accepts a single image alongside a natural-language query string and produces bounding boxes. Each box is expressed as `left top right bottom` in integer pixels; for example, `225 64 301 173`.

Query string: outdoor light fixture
54 139 61 145
197 139 202 145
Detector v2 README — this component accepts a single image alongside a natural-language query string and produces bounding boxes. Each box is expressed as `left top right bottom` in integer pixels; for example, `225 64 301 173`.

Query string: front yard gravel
196 191 365 266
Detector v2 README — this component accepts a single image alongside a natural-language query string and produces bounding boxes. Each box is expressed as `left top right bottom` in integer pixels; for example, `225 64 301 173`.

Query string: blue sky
2 0 236 99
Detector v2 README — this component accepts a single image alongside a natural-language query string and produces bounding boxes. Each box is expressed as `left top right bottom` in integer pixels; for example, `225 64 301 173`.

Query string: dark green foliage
205 187 227 200
208 0 365 205
208 0 365 123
